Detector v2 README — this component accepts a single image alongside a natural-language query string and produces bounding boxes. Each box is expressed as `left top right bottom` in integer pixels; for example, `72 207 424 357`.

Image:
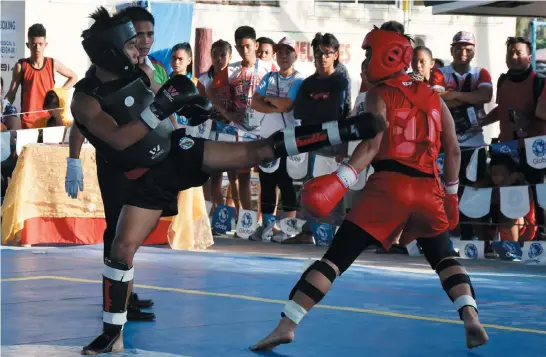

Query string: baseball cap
274 36 296 51
452 31 475 46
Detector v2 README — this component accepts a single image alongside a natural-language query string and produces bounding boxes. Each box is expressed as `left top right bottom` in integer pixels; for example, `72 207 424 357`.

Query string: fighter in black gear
75 7 386 355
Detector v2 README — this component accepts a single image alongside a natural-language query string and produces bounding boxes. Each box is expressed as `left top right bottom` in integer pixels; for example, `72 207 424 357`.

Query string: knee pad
435 258 477 319
419 235 458 270
103 258 134 328
282 260 337 324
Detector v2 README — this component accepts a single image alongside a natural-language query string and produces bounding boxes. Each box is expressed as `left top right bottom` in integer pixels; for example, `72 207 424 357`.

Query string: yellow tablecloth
1 144 213 250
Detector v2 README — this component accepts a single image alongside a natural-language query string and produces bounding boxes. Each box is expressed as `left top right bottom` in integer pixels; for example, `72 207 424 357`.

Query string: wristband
335 163 358 188
444 179 459 195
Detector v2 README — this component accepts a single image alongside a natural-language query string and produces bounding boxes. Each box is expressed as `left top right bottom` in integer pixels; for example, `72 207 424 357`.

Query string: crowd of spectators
3 15 546 260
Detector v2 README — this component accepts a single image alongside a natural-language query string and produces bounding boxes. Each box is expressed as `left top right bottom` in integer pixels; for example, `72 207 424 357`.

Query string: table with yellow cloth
1 144 213 250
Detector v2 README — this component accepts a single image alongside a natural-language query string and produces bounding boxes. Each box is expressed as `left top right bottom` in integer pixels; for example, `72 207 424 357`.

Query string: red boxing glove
443 180 459 230
301 163 358 218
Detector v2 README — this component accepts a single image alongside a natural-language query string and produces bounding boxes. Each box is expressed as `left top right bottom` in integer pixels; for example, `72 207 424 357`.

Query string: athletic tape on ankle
103 311 128 325
282 127 299 156
336 163 358 188
322 121 341 146
454 295 477 312
103 265 134 282
283 300 307 324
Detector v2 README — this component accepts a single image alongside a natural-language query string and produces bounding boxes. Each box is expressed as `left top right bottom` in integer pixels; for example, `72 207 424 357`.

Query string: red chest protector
375 76 443 175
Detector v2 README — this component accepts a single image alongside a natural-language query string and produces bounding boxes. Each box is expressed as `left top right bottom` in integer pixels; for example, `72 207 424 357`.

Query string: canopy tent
423 1 546 18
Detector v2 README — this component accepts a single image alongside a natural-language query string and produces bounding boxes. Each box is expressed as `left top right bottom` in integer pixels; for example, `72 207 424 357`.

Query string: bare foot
250 328 295 352
464 318 489 349
81 331 124 355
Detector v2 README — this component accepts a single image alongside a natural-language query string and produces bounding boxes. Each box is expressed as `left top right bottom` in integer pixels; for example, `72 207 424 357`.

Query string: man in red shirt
251 22 489 352
4 24 77 128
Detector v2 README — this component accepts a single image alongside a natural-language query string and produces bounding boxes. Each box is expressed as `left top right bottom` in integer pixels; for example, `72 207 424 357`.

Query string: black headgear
82 19 137 75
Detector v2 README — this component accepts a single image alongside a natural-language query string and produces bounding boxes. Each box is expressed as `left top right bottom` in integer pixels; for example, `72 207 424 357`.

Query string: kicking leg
417 233 489 349
251 221 377 351
82 205 162 355
201 115 386 174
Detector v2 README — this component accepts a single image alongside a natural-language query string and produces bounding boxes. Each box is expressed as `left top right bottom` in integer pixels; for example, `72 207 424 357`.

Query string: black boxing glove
175 95 213 127
147 75 199 121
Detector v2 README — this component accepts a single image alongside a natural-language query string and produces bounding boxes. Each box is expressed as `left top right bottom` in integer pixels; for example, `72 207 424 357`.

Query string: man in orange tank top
252 21 489 352
4 23 77 129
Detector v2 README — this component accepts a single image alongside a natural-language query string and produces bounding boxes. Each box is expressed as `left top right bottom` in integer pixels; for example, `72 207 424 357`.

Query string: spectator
256 36 278 72
32 88 71 128
207 25 271 213
482 36 546 240
439 31 493 241
483 37 545 142
473 153 536 250
287 32 349 245
1 77 20 131
410 46 444 93
117 6 169 86
4 23 77 129
197 39 235 215
109 6 178 131
170 42 198 85
293 32 348 125
250 37 304 240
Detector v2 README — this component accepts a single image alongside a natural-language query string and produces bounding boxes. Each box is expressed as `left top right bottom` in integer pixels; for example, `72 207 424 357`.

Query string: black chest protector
74 71 173 171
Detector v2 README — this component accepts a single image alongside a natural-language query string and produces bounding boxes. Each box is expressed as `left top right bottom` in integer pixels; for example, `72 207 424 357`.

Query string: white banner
1 1 26 109
521 241 546 265
524 136 546 169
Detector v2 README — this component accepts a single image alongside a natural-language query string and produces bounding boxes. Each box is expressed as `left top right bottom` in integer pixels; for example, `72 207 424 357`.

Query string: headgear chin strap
361 28 412 83
82 20 137 76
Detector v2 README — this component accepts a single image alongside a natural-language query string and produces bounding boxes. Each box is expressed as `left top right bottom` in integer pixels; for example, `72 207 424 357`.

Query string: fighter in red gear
251 21 489 352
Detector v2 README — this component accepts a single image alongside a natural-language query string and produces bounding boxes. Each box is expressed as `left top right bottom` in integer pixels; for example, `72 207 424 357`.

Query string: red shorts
346 171 449 250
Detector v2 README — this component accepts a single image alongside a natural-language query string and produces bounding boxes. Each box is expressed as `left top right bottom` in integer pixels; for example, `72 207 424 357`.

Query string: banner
116 1 194 74
1 0 25 108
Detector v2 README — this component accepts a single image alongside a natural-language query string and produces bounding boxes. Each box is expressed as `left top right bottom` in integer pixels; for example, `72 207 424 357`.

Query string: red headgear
361 28 413 83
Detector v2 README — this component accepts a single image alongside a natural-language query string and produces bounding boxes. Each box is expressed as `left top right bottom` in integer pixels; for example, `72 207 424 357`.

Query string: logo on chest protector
149 145 165 160
179 137 195 150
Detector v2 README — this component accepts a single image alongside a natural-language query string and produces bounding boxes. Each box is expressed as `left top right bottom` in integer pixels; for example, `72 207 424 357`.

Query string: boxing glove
147 75 199 121
175 95 213 127
443 180 460 230
301 163 359 218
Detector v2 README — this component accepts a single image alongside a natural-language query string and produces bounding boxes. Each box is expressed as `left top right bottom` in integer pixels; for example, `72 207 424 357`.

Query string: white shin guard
102 263 134 327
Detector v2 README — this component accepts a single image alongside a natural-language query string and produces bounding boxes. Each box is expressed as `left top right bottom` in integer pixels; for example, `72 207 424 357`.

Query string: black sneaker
129 292 153 308
127 305 155 321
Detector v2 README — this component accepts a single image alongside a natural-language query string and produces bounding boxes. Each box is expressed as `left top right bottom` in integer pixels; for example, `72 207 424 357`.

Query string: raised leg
201 115 386 174
417 233 489 349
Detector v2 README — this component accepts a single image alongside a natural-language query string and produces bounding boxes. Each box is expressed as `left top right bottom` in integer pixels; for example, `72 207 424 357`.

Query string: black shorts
125 129 210 216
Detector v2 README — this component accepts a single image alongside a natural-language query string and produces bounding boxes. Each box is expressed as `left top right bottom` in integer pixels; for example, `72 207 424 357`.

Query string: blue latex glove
65 158 84 199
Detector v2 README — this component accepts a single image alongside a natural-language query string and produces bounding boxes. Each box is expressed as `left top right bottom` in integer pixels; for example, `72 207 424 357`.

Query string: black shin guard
102 258 134 333
271 113 385 157
281 260 337 324
435 258 478 319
